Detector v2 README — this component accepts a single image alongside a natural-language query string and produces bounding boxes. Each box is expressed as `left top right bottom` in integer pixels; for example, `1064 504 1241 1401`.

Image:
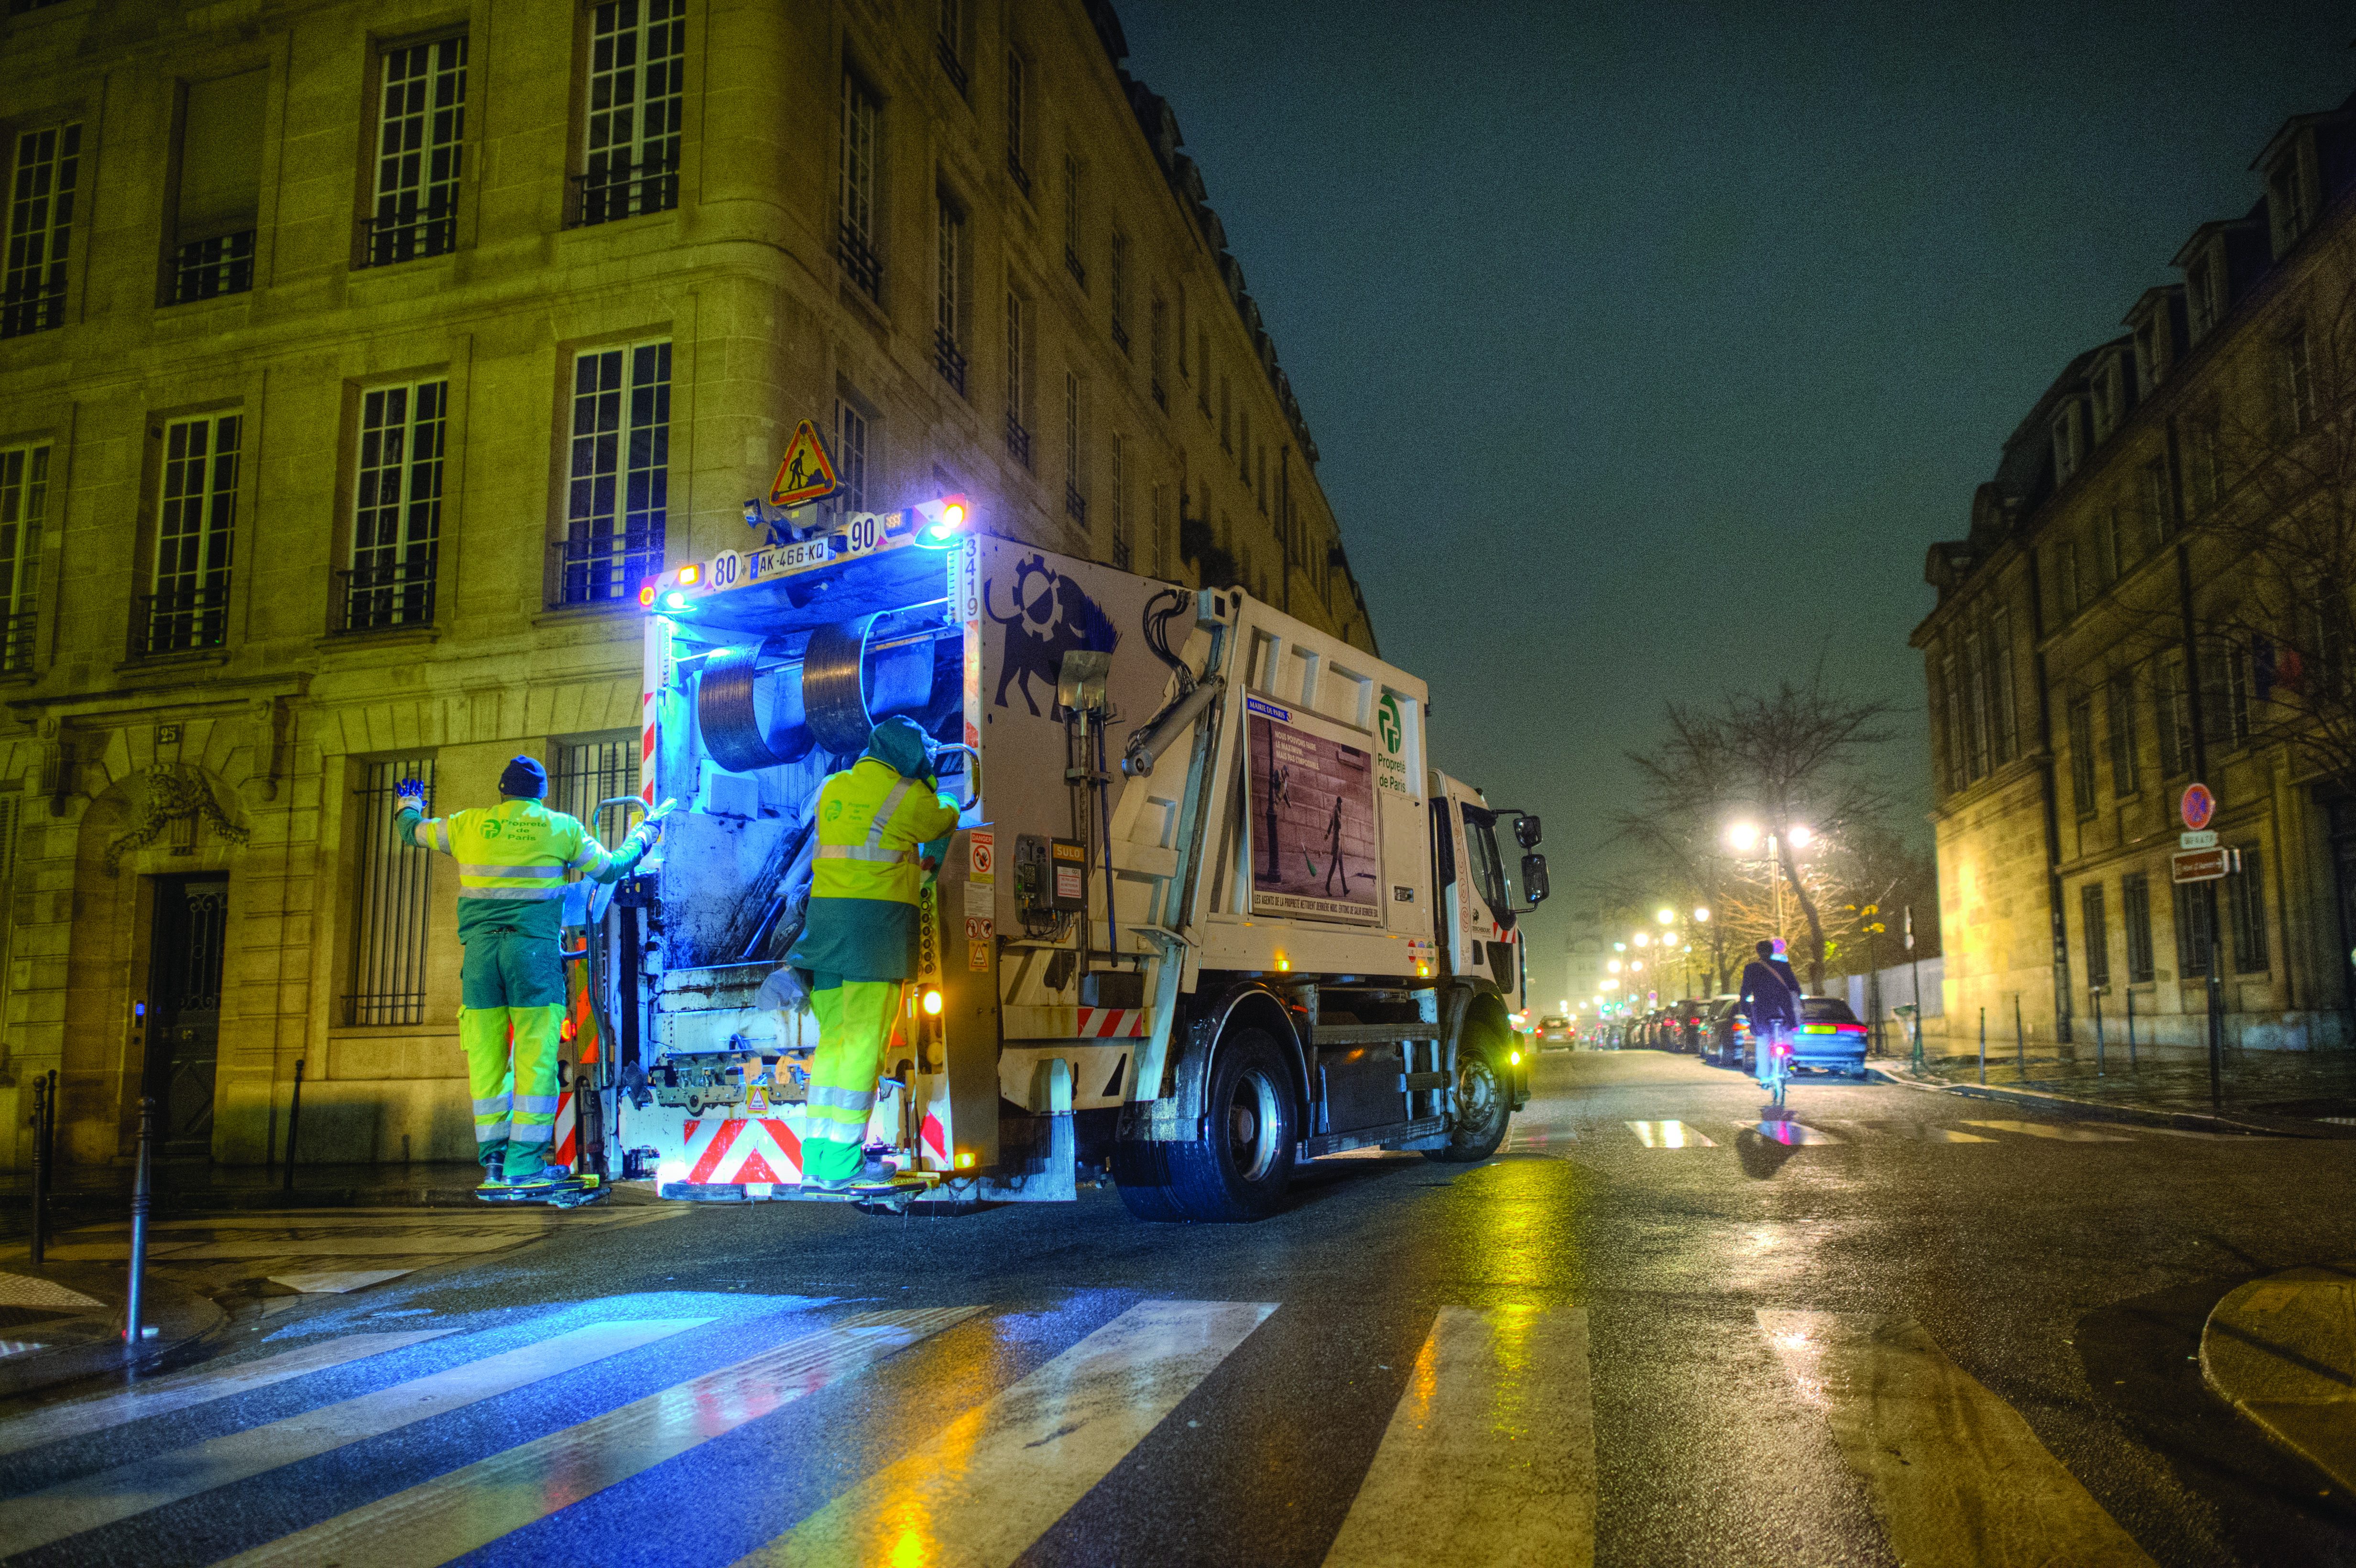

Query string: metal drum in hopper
696 638 815 772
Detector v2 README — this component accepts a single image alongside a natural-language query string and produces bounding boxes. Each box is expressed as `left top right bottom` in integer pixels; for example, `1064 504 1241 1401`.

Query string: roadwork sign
2171 846 2240 883
768 420 839 508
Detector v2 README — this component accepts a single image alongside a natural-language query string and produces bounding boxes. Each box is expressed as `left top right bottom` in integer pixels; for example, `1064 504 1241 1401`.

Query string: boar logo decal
985 554 1120 716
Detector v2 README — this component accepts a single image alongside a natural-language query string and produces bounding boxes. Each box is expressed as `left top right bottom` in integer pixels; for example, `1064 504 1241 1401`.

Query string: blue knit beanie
499 755 548 798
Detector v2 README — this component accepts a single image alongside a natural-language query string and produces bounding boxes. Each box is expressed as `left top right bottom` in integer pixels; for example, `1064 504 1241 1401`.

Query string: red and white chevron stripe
682 1116 805 1185
552 1090 578 1169
1073 1007 1148 1038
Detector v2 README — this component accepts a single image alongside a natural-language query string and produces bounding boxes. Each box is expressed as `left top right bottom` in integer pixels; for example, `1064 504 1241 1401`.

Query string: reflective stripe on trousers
804 978 903 1182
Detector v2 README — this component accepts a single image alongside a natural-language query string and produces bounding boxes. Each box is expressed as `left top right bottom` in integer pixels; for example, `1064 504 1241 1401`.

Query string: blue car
1711 995 1870 1077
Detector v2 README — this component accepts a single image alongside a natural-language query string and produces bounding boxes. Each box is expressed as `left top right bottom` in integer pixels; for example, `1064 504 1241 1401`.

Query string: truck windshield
1458 805 1515 930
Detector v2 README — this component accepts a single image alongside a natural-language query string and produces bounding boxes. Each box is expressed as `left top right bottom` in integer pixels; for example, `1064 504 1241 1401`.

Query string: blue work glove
393 778 427 817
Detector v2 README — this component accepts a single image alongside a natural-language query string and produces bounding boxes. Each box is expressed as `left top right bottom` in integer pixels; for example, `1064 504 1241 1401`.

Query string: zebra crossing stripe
737 1299 1277 1568
0 1318 707 1558
0 1331 457 1458
1322 1305 1594 1568
217 1307 979 1568
1757 1311 2156 1567
1961 1119 2136 1143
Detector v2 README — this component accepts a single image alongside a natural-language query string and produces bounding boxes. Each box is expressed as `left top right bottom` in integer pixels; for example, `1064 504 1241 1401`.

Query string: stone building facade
1915 88 2356 1052
0 0 1374 1172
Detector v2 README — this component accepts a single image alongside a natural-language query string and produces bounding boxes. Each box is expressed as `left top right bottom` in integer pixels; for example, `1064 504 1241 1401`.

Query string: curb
0 1266 226 1401
1862 1065 2332 1139
2201 1267 2356 1491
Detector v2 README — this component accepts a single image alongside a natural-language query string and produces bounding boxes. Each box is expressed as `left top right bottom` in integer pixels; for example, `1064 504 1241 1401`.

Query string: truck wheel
1120 1028 1298 1221
1425 1040 1510 1163
1112 1141 1188 1221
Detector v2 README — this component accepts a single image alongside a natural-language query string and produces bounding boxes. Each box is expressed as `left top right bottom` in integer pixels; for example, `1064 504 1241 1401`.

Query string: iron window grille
1004 51 1029 195
934 325 967 396
936 33 968 95
2081 882 2110 988
2121 872 2155 983
144 414 240 656
1004 411 1031 468
2174 881 2216 978
1 124 80 338
338 559 437 634
344 380 446 632
2228 850 2269 973
936 200 965 394
347 758 436 1026
839 72 881 299
170 231 255 303
936 0 967 95
831 400 868 518
2068 698 2096 819
553 737 637 853
0 443 47 675
1065 484 1088 525
574 0 684 228
556 340 669 608
837 222 882 299
1065 247 1087 289
359 37 467 268
139 584 231 656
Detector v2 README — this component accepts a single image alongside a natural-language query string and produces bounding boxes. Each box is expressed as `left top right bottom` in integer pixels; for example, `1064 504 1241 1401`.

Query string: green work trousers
803 974 904 1183
460 930 566 1178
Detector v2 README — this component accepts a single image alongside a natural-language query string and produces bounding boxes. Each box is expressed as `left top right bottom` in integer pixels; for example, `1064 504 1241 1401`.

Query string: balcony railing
934 326 968 396
1065 483 1088 525
1150 374 1166 411
170 230 255 303
547 535 663 609
337 556 438 633
936 34 968 96
138 583 230 656
838 223 882 299
1004 412 1032 469
1065 248 1087 290
0 277 65 339
1111 317 1129 354
1006 151 1031 196
356 201 457 270
568 155 679 229
0 610 33 674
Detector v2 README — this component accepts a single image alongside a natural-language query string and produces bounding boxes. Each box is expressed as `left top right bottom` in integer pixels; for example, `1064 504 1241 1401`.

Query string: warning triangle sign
768 419 840 508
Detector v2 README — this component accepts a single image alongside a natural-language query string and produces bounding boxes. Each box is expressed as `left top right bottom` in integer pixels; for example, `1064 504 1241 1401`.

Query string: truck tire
1116 1028 1298 1221
1425 1038 1511 1164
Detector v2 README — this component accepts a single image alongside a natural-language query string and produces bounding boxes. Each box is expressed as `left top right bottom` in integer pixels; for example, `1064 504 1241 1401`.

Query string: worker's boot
474 1154 510 1201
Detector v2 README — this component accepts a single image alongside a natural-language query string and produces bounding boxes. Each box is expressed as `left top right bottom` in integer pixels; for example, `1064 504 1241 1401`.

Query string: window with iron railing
554 340 668 607
936 199 966 395
359 37 467 268
1004 291 1030 467
2121 871 2155 983
1004 51 1030 195
2 124 79 338
342 380 447 632
170 232 253 304
553 736 638 855
1062 155 1085 289
573 0 684 227
170 70 262 303
832 399 869 518
0 443 46 675
839 72 881 299
143 414 240 655
1063 370 1085 523
936 0 968 96
935 325 967 397
346 757 435 1026
1005 410 1031 468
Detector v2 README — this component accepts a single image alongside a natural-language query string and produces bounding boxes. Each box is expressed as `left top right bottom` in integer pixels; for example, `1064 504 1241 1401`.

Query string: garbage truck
566 500 1546 1221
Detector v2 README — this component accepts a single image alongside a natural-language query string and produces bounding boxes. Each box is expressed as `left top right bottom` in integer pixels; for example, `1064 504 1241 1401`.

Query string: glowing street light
1788 824 1814 849
1608 959 1622 974
1694 906 1710 922
1727 822 1758 851
1656 907 1674 924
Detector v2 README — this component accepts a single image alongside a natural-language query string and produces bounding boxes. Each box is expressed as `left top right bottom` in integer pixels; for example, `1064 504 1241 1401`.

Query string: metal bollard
2092 987 2106 1076
28 1073 46 1267
1978 1007 1986 1085
2015 996 2026 1080
2126 986 2137 1070
282 1060 305 1195
124 1095 156 1350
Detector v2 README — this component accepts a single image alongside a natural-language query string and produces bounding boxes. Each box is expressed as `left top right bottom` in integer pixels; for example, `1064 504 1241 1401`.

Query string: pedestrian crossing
1494 1114 2258 1154
0 1292 2160 1566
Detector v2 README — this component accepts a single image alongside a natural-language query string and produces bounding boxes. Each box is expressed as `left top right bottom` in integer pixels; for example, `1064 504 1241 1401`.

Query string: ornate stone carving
103 765 250 874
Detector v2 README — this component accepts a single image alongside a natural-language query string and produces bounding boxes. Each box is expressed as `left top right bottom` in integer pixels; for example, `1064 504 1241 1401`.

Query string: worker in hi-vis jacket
786 716 960 1193
395 755 664 1196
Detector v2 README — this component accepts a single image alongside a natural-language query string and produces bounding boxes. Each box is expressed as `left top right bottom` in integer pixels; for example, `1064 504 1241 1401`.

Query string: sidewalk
0 1160 491 1241
1878 1039 2356 1134
2203 1266 2356 1492
0 1256 225 1400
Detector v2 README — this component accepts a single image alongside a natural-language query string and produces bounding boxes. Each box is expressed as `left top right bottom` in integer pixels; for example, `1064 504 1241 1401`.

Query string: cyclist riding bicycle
1737 938 1800 1097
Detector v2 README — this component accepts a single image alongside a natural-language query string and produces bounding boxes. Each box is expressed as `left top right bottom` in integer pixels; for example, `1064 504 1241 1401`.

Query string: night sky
1118 0 2352 952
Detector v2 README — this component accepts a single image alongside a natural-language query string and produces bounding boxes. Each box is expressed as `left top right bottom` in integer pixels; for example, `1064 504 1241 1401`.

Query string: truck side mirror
1514 814 1542 850
1519 852 1549 908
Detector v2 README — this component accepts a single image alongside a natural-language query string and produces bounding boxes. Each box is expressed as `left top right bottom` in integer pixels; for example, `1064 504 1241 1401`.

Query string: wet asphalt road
7 1047 2356 1566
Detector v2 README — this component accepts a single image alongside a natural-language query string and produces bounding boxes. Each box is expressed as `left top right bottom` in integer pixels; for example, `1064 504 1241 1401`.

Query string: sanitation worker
787 716 960 1194
395 756 664 1197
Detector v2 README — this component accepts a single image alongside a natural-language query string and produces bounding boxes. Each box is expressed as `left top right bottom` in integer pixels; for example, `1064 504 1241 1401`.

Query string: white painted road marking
736 1299 1277 1568
1322 1305 1593 1568
1758 1310 2155 1566
1962 1119 2135 1143
0 1330 456 1458
219 1307 979 1568
0 1319 706 1557
1625 1121 1715 1147
1734 1120 1841 1145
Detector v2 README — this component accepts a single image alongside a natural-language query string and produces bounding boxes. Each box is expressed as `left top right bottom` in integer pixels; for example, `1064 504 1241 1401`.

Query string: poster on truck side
1245 696 1383 925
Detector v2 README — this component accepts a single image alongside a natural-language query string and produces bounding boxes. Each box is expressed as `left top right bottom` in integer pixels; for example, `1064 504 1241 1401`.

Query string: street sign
768 419 840 507
2171 847 2238 883
2179 830 2218 849
2180 782 2215 831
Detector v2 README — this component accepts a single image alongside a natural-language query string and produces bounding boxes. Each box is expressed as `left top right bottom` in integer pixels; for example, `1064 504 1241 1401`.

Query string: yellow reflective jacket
787 758 960 980
398 798 644 938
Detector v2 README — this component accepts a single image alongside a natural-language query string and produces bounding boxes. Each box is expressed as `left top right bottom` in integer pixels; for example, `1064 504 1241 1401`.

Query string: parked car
1536 1014 1576 1048
1665 996 1713 1053
1704 994 1870 1076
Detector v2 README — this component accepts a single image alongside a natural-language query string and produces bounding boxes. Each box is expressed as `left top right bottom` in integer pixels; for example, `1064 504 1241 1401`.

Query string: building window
360 39 466 268
934 196 966 395
935 0 968 97
2107 672 2139 796
348 757 436 1026
1063 370 1087 525
1004 291 1030 468
576 0 685 227
144 413 240 655
2174 880 2216 979
0 443 46 673
833 399 868 517
172 74 264 301
2145 458 2173 542
1149 294 1167 408
1110 430 1129 569
2068 697 2096 820
2156 651 2192 776
2121 872 2155 984
2286 327 2315 436
2188 252 2222 340
1940 653 1965 792
1109 231 1129 352
2228 849 2268 974
554 340 669 607
2 124 80 338
838 71 881 299
1961 629 1989 781
2223 639 2252 749
1220 375 1233 451
2051 406 2081 485
1062 154 1086 288
343 381 447 632
2081 882 2110 989
1004 51 1029 194
2055 539 2079 619
1197 328 1211 413
552 736 637 852
1981 608 2015 767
